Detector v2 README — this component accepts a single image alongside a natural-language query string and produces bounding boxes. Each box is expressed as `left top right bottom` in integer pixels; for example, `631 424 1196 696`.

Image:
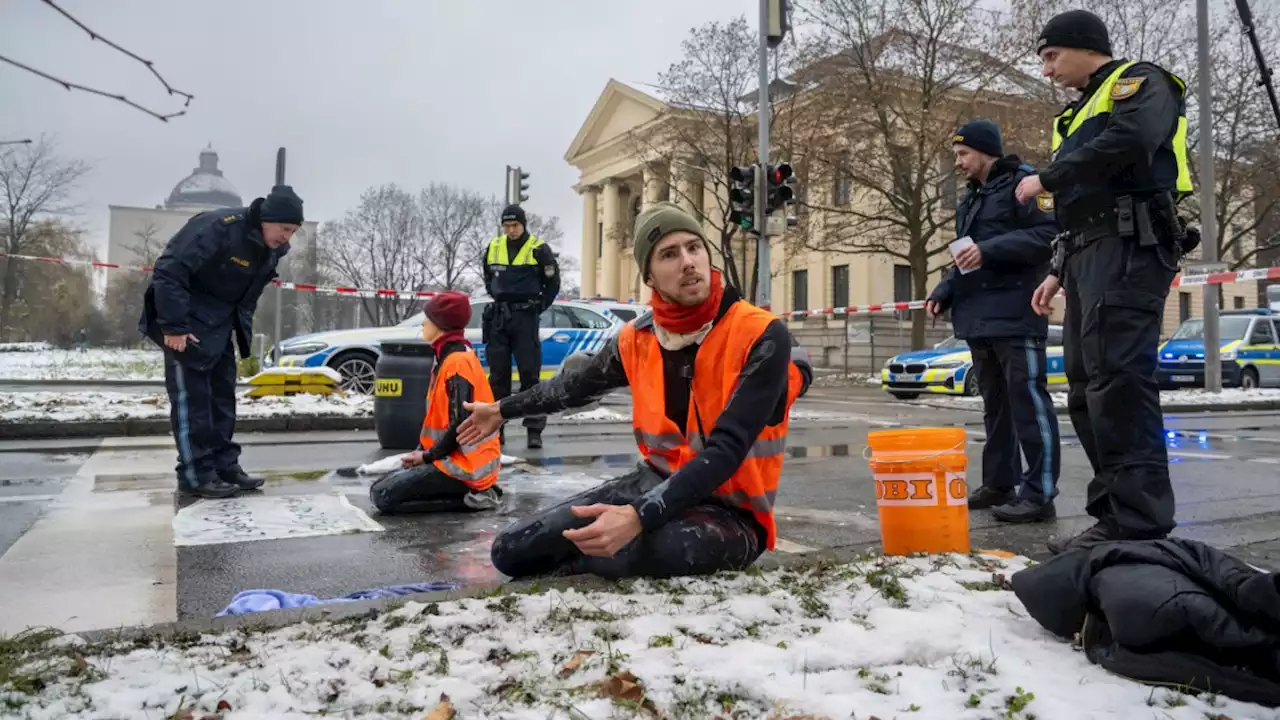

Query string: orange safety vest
618 301 803 550
419 348 501 491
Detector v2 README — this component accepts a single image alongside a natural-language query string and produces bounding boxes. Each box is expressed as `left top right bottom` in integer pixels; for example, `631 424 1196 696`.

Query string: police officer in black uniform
1017 10 1196 554
929 119 1061 524
140 185 303 499
481 204 560 449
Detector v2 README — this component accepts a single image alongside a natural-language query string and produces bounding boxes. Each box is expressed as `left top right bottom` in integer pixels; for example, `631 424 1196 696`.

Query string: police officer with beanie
929 119 1061 524
1016 10 1196 554
140 185 304 499
481 204 560 449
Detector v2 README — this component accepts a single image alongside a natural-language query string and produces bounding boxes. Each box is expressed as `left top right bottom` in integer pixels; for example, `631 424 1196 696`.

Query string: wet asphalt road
2 387 1279 631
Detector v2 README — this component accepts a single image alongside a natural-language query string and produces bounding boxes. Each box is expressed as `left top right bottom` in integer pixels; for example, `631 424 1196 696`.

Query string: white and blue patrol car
880 325 1067 400
266 298 647 394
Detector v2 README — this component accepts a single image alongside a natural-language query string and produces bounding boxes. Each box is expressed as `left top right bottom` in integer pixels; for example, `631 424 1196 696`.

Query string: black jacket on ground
138 198 287 370
498 286 813 534
929 156 1057 340
1011 537 1280 707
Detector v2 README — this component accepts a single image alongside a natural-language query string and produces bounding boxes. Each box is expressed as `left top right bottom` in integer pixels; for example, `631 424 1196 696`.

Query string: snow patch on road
0 348 164 381
4 552 1266 719
172 493 384 546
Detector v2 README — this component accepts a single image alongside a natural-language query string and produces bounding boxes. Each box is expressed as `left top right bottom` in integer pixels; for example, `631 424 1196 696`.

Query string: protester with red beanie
458 202 813 579
369 292 504 514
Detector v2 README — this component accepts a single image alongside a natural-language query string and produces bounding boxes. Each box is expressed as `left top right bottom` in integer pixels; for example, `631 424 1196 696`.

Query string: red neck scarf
649 269 724 335
431 330 471 358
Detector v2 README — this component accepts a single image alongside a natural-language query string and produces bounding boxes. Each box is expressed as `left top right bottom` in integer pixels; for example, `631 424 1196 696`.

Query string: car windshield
933 336 964 349
1171 316 1254 342
396 313 425 328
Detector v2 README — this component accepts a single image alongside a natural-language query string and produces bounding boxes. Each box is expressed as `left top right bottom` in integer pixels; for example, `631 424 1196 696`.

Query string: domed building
164 146 244 211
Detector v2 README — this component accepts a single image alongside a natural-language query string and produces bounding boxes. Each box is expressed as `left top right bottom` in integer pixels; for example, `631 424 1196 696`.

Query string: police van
1157 308 1280 389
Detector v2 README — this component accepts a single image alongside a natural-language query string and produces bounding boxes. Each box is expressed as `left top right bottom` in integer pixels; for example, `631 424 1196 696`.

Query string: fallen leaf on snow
597 671 660 716
216 699 232 711
558 649 595 678
424 693 455 719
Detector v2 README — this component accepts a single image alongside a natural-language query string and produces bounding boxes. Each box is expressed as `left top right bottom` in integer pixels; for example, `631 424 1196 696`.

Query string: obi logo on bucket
375 378 403 397
875 472 968 507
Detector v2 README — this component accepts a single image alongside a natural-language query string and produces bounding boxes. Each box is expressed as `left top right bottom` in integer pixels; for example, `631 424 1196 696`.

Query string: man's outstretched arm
499 335 629 419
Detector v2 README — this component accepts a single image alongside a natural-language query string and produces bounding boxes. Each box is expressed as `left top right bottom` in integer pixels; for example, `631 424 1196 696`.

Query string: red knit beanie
425 292 472 331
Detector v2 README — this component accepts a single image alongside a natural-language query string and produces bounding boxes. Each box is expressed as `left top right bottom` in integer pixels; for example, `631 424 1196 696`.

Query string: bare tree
5 221 95 344
629 16 802 298
0 137 90 342
102 222 164 346
317 184 431 325
795 0 1043 347
418 183 489 292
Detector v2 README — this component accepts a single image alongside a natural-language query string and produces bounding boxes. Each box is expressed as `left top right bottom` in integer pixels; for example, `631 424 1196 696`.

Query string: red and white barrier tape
4 250 1277 315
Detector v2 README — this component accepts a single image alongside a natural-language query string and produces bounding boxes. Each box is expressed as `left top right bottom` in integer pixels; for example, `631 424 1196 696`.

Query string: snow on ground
2 552 1267 719
0 391 372 423
922 388 1280 410
0 348 165 382
0 342 53 353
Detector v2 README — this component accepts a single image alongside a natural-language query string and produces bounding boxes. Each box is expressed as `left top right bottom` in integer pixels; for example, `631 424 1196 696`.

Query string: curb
917 400 1280 415
0 415 375 441
0 378 250 388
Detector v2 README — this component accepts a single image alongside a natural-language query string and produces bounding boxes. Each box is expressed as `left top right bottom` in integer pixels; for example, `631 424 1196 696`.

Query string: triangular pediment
564 79 668 164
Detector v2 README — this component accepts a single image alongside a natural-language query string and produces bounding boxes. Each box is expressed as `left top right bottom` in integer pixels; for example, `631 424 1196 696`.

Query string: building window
792 269 808 311
1179 292 1192 324
1231 225 1244 262
893 264 913 320
1234 295 1245 309
597 222 603 259
833 171 853 206
831 264 849 308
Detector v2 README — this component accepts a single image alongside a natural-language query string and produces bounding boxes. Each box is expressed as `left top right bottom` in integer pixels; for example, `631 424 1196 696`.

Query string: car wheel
331 351 378 395
1241 367 1260 390
890 392 921 401
964 371 980 396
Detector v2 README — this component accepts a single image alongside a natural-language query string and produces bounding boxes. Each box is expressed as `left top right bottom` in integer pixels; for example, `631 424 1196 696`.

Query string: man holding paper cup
927 119 1062 524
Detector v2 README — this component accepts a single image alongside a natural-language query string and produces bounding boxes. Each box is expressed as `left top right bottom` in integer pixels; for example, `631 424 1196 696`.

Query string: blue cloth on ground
216 582 460 617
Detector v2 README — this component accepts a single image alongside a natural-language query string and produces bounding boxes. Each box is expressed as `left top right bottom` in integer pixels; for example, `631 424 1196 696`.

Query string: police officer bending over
482 204 560 449
1016 10 1197 554
140 185 303 499
929 119 1061 524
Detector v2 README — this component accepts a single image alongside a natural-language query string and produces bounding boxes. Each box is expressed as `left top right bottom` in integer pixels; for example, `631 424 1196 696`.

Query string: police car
267 298 645 394
1156 309 1280 389
880 325 1066 400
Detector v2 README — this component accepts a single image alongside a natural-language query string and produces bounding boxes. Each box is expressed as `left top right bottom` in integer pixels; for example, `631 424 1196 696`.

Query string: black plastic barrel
374 341 435 450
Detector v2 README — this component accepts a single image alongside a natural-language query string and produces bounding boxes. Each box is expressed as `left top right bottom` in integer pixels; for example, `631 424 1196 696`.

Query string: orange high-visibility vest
618 301 802 550
419 348 500 491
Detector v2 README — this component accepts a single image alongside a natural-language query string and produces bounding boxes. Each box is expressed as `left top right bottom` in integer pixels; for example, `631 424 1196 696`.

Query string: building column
642 164 664 209
600 179 621 298
674 163 697 215
580 188 598 298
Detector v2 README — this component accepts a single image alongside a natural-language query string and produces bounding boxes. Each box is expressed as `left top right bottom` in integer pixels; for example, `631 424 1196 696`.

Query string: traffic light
766 0 791 49
729 165 756 230
505 165 530 205
765 163 797 214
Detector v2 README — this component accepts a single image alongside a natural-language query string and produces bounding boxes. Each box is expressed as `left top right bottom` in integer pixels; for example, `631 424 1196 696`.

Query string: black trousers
163 342 240 490
969 337 1062 503
485 303 545 431
369 465 481 514
1063 234 1178 537
489 463 765 579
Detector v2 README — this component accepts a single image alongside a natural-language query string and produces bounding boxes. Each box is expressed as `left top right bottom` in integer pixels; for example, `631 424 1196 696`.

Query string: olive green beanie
631 201 710 278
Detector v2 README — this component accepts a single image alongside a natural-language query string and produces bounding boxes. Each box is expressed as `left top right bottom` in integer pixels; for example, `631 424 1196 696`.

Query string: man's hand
458 401 503 446
1015 175 1045 205
925 299 945 327
1032 275 1062 317
562 504 643 558
163 333 199 352
401 451 426 468
954 244 982 271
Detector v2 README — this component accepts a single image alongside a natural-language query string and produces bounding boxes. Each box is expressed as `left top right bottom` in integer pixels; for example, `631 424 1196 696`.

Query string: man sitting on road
458 202 812 579
370 292 504 514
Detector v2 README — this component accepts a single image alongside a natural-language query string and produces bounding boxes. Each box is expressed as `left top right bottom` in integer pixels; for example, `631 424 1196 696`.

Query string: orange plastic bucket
866 427 970 555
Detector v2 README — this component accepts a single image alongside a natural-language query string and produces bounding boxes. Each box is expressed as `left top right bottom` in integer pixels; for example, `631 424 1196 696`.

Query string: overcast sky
2 0 756 262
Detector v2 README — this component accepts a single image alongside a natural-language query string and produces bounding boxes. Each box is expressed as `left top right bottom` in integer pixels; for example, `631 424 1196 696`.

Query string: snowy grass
0 391 372 423
1 552 1266 719
920 387 1280 410
0 348 164 382
0 342 53 353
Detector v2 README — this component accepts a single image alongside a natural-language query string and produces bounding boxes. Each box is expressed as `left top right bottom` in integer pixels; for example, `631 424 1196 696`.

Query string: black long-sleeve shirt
1039 60 1181 193
421 341 475 462
498 295 799 533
